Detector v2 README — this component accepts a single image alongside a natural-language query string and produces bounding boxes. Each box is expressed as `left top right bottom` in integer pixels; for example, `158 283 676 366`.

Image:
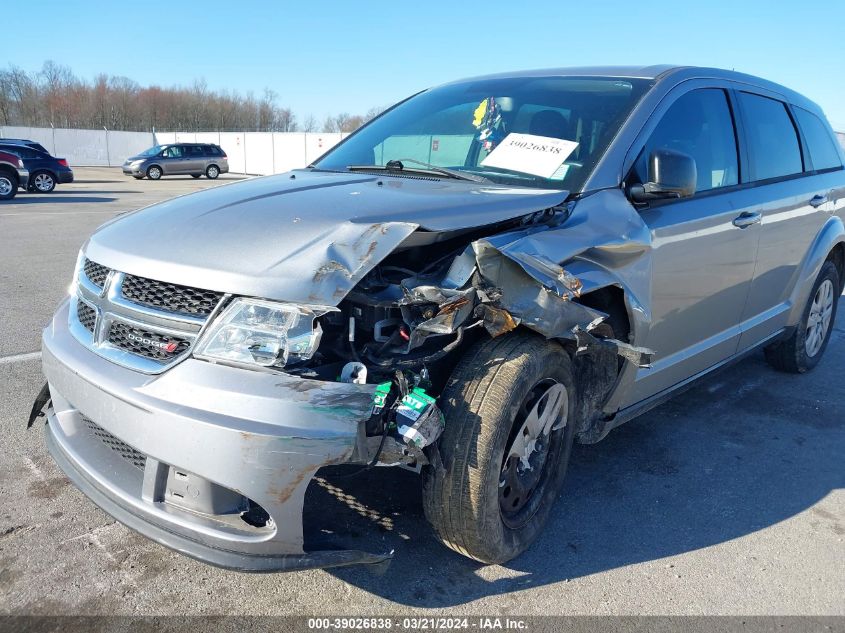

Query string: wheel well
575 285 631 342
0 166 18 185
826 243 845 293
207 163 219 171
31 168 57 179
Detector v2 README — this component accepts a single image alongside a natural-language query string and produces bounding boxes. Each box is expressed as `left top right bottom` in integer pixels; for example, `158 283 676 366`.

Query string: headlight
131 160 143 167
193 298 334 368
69 250 83 296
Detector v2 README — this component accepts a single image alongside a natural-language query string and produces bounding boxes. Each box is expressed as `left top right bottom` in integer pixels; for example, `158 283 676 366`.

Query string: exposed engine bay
282 205 654 470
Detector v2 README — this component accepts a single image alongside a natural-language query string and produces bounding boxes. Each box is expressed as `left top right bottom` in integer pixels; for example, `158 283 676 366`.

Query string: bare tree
0 61 380 134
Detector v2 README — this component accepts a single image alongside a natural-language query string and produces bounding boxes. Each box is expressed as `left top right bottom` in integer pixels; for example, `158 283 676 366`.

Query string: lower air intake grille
83 417 146 471
108 322 191 362
121 274 223 317
77 301 96 332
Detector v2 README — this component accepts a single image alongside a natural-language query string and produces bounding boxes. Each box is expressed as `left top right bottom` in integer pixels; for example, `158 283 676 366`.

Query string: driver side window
633 89 739 193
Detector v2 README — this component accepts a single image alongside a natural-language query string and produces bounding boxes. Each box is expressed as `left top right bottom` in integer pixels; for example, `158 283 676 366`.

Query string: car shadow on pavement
6 196 117 204
315 349 845 607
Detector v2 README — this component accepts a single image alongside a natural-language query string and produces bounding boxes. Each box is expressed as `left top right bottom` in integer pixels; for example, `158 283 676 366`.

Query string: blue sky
7 0 845 130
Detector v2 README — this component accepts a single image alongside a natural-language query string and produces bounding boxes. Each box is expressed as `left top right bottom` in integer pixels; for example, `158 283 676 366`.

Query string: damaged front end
293 198 653 463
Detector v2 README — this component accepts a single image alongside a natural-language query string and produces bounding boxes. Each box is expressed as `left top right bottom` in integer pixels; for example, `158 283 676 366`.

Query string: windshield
138 145 164 157
315 76 652 191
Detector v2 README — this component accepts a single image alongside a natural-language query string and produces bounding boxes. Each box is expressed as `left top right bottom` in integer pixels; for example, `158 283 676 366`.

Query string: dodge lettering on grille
126 332 179 353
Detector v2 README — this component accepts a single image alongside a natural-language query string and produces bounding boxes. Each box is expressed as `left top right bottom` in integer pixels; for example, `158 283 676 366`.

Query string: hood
85 169 568 305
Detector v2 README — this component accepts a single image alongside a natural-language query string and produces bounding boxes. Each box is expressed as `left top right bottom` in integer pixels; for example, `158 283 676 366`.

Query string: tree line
0 61 383 133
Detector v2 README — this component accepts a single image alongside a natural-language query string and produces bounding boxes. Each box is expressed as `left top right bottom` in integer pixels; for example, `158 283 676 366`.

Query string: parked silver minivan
32 66 845 572
122 143 229 180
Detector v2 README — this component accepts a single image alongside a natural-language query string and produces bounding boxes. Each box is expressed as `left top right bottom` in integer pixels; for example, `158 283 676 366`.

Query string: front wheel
422 332 577 564
0 172 17 200
191 174 201 179
765 260 839 373
205 164 220 179
146 165 162 180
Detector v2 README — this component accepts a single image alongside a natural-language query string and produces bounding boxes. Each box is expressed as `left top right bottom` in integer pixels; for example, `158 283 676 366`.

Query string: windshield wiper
347 159 489 182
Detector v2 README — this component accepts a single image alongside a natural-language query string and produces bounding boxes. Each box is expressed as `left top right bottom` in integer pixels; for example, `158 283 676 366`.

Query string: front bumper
122 164 144 176
41 300 391 571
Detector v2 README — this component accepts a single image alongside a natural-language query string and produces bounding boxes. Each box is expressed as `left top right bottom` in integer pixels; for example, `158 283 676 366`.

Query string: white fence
0 125 155 168
152 131 349 175
0 125 350 175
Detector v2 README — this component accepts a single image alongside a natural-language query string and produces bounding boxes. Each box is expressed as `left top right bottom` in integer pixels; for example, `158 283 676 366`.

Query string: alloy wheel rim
35 174 53 191
499 379 567 524
0 177 11 195
208 167 218 177
150 167 160 178
805 279 834 357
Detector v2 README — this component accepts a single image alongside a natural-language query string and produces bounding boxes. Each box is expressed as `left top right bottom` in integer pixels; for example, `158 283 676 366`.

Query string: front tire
422 331 577 564
765 260 839 373
191 174 201 179
205 164 220 179
0 172 17 200
29 171 56 193
146 165 162 180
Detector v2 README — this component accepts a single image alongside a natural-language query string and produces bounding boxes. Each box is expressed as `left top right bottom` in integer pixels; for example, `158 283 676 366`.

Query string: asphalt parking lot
0 167 843 616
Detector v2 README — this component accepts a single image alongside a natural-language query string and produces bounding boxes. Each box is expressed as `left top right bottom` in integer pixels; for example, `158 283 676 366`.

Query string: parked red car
0 150 30 200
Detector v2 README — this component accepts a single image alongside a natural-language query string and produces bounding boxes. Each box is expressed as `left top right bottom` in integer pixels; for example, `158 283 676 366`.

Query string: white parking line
0 351 41 365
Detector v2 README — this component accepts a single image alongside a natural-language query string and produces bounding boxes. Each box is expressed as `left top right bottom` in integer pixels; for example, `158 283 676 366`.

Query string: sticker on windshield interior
480 133 578 179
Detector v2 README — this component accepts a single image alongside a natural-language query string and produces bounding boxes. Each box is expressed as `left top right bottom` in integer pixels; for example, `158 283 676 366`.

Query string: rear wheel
146 165 162 180
205 164 220 179
29 171 56 193
765 261 839 373
422 332 577 563
0 171 17 200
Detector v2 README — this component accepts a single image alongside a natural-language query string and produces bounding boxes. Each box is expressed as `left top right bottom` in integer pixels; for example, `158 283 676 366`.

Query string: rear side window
634 88 739 192
738 92 803 181
188 145 205 156
794 108 843 171
208 145 223 156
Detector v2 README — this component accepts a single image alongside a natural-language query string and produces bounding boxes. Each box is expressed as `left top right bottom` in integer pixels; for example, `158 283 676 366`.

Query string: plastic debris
395 388 444 449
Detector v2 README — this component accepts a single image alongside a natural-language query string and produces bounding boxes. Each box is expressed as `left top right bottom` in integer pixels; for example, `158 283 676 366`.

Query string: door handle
732 211 762 229
809 194 828 208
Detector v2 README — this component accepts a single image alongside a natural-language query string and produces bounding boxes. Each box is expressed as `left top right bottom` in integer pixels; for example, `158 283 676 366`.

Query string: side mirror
629 148 697 203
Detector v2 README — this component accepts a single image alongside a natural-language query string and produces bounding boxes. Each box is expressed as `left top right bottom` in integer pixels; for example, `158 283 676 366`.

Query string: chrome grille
70 256 222 373
83 416 146 471
121 274 223 317
108 322 191 362
83 259 110 288
77 301 96 332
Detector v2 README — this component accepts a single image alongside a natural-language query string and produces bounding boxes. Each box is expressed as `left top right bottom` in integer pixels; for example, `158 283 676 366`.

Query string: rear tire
29 171 56 193
765 261 839 373
422 331 577 564
0 171 17 200
146 165 162 180
205 164 220 179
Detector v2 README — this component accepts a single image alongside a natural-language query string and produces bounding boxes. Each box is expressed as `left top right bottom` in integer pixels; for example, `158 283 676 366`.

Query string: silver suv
122 143 229 180
32 66 845 572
